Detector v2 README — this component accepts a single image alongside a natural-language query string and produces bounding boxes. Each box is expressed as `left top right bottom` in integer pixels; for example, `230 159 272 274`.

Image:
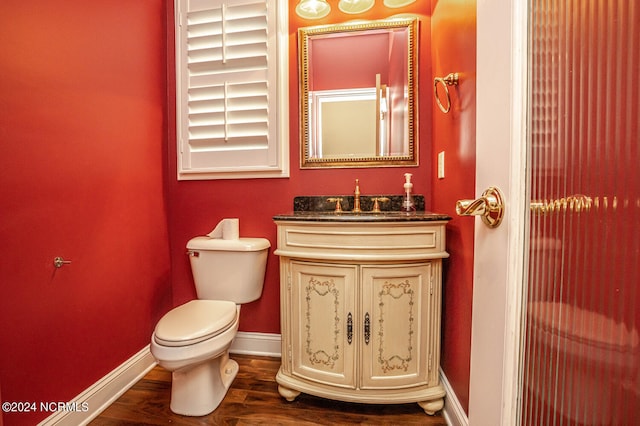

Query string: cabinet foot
418 398 444 415
278 385 301 402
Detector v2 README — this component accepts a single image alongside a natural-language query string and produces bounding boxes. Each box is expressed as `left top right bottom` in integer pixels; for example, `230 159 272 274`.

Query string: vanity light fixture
383 0 416 8
296 0 415 19
338 0 375 14
295 0 331 19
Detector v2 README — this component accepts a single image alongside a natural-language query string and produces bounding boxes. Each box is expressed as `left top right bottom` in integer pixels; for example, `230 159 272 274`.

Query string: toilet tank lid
187 236 270 252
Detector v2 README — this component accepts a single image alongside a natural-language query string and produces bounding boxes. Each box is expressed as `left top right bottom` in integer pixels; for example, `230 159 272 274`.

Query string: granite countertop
273 211 451 222
274 195 451 222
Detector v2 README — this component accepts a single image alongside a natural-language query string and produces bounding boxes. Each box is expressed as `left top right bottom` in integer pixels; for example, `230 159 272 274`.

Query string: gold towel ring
434 73 459 113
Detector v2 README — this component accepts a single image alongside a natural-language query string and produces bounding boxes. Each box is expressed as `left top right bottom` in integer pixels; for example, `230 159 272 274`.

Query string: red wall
0 1 171 424
431 0 477 413
166 2 435 334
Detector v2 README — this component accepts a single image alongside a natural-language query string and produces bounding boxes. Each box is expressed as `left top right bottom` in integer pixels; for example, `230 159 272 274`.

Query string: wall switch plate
438 151 445 179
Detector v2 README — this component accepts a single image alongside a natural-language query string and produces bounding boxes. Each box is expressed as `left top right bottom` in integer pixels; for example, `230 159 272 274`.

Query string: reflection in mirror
299 18 418 168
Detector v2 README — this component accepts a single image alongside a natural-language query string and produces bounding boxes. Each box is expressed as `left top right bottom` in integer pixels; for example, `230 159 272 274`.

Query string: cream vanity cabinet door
360 263 438 389
286 260 440 390
288 260 357 388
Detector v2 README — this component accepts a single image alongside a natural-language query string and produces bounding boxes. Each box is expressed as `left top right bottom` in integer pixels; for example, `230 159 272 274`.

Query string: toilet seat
529 302 639 351
154 300 237 347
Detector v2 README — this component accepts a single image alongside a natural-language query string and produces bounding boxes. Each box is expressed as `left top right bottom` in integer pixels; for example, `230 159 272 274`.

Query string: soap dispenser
402 173 416 213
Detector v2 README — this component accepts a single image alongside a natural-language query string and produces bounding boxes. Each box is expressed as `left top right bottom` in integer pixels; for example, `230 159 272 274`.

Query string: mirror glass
299 18 418 168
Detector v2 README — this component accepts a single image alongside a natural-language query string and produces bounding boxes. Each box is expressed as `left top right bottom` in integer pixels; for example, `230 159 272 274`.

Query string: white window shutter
176 0 289 180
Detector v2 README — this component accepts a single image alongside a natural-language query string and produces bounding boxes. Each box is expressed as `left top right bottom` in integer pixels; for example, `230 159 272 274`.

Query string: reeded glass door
522 1 640 424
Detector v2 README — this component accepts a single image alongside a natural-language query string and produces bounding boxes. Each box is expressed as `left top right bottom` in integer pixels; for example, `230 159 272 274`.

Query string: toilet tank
186 237 270 304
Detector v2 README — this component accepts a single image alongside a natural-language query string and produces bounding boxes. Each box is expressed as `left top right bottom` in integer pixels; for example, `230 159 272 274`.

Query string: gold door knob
456 186 505 228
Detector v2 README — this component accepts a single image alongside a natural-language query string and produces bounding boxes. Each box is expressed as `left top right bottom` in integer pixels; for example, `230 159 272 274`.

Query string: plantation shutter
176 0 288 179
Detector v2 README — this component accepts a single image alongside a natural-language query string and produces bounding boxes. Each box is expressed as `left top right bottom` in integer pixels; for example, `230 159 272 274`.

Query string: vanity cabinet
273 216 449 415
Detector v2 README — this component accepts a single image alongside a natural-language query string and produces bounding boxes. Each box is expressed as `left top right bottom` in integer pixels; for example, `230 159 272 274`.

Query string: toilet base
170 352 239 416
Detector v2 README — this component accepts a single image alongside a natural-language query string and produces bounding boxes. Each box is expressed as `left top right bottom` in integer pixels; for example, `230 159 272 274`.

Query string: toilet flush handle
187 250 199 257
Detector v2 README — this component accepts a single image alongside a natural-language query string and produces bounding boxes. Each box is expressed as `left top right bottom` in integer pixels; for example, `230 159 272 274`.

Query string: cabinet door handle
347 312 353 345
364 312 371 345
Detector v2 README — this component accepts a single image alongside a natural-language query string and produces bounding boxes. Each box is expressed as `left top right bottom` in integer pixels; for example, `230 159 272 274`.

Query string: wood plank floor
91 354 447 425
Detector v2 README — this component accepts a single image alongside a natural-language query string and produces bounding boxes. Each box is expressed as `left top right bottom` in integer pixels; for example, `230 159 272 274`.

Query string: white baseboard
37 346 156 426
230 331 282 357
440 368 469 426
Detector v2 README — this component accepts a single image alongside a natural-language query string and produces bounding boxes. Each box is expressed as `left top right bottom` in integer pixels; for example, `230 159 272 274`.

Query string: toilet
527 301 639 423
150 235 270 416
527 238 639 423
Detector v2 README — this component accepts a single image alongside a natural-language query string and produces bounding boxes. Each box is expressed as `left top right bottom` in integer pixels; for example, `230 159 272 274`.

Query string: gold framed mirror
299 17 419 168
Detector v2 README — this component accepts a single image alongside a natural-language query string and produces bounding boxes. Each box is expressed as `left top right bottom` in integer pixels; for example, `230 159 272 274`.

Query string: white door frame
468 0 529 425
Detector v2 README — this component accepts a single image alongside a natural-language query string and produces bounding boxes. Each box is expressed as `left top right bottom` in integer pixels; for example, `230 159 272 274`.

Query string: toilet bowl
527 301 639 423
150 231 270 416
151 300 240 416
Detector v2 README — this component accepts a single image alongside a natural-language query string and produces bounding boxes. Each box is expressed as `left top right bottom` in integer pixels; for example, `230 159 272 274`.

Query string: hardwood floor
92 354 447 425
